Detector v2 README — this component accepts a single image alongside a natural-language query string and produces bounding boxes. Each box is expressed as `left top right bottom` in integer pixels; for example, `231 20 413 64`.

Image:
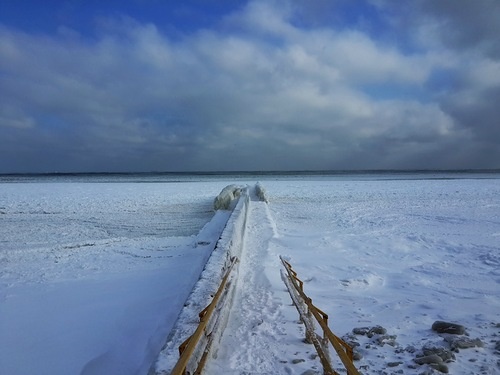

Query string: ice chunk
213 185 243 210
255 182 269 203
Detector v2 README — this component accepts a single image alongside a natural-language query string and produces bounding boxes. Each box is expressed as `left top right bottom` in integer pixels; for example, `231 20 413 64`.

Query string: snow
0 181 229 375
153 186 250 374
204 188 321 374
205 176 500 374
1 174 500 375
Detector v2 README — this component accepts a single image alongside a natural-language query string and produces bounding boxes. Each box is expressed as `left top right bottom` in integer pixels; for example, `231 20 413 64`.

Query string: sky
1 0 499 173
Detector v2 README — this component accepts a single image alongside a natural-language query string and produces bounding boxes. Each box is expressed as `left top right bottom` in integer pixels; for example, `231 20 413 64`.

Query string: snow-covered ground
269 177 500 374
1 174 500 374
0 180 229 375
204 176 500 375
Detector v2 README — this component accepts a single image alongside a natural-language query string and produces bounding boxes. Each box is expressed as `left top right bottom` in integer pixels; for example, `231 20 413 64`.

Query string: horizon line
2 168 500 177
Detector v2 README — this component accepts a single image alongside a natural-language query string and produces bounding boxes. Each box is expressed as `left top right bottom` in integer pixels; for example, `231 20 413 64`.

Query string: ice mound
255 182 269 203
213 185 244 210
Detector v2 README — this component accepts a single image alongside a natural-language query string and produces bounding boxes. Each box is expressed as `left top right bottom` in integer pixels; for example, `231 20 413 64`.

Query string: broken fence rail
280 256 360 375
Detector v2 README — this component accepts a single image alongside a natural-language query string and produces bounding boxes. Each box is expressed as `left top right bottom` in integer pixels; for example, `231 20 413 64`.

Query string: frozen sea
1 172 499 374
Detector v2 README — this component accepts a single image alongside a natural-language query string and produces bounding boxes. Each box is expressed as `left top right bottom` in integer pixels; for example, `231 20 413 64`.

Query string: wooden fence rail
171 256 238 375
280 256 360 375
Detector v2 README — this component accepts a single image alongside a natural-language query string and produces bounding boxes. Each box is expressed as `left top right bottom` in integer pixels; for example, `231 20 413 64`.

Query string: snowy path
204 190 323 375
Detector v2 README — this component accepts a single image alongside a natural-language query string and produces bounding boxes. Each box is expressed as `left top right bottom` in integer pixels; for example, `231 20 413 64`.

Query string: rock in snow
431 321 466 335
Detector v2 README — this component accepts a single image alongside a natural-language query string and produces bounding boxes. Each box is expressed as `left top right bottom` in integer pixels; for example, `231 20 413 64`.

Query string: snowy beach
0 179 230 375
1 173 500 374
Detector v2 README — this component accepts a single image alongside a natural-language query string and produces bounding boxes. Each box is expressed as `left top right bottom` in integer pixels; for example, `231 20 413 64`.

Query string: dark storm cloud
408 0 500 168
418 0 500 58
0 0 499 172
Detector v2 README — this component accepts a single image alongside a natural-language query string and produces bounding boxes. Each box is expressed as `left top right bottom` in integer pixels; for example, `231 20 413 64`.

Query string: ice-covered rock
213 185 243 210
422 346 455 362
255 182 269 203
444 335 484 350
414 354 449 373
352 325 387 338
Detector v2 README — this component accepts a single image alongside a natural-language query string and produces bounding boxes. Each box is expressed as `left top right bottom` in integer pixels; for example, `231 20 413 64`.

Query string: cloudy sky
1 0 499 173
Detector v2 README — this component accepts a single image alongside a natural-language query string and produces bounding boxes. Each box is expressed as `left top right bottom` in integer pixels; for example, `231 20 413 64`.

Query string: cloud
418 0 500 58
0 0 499 172
0 105 35 129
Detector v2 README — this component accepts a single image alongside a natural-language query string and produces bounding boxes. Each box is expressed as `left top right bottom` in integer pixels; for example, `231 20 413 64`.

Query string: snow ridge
151 186 251 374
